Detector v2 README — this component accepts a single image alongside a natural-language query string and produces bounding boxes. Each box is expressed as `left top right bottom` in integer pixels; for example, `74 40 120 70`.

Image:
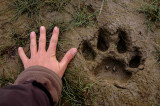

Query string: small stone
138 65 144 70
105 65 110 70
113 66 116 72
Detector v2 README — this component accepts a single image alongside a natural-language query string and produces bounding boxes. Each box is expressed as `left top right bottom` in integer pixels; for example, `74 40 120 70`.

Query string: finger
47 27 59 56
39 26 46 52
60 48 77 74
30 32 37 58
18 47 29 65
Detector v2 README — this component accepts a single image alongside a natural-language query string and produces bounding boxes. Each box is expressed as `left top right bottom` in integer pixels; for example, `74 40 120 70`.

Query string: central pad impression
94 57 132 83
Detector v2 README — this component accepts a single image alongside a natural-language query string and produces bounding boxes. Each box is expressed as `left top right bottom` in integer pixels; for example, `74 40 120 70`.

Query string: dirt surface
71 0 160 105
0 0 160 105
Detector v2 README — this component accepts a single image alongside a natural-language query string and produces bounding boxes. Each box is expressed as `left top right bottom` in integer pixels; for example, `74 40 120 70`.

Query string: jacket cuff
14 66 62 105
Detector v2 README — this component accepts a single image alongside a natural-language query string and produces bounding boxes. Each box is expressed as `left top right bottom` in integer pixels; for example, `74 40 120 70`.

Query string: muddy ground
0 0 160 105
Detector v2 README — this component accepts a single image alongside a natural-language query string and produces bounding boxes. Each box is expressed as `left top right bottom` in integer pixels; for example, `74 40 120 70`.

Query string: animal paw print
80 27 145 84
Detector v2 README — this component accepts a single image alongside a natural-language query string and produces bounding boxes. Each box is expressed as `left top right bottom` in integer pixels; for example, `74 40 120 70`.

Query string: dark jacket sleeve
0 81 51 106
0 66 62 106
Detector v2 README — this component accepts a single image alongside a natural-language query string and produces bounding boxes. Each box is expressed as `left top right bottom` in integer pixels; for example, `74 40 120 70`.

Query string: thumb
60 48 77 74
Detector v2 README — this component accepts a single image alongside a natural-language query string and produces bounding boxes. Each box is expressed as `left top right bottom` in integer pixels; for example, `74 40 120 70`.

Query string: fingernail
71 48 77 56
31 31 35 34
18 47 22 51
54 26 58 30
30 32 35 37
40 26 45 30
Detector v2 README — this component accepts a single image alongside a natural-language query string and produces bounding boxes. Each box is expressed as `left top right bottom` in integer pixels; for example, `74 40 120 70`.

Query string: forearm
0 66 62 106
14 66 62 106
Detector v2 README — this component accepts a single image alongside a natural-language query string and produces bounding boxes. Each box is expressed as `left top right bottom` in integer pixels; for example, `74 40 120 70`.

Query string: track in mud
80 27 144 84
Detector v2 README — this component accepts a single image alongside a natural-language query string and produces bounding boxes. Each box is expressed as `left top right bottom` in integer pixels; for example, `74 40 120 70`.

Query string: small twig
99 0 105 15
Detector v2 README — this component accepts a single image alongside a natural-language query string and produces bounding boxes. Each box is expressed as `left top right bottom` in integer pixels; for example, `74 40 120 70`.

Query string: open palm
18 26 77 78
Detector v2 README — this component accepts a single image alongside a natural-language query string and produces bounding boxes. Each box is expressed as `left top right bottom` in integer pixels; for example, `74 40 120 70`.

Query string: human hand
18 26 77 78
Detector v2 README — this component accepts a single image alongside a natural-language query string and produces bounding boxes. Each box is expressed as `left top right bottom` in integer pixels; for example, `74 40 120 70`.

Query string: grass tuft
45 0 70 12
57 66 95 106
139 0 160 29
59 76 93 106
11 0 43 19
9 0 71 20
71 3 97 27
